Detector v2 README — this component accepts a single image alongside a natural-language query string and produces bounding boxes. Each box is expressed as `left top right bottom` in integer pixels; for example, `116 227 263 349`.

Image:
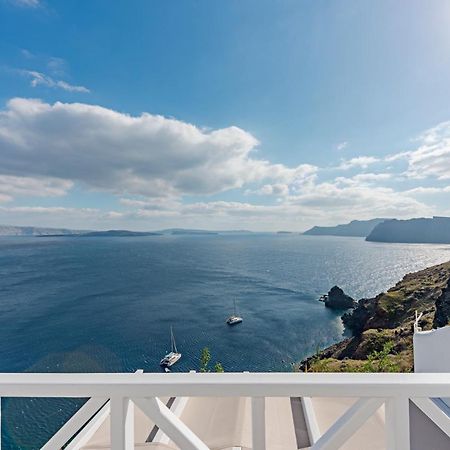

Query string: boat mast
170 326 178 353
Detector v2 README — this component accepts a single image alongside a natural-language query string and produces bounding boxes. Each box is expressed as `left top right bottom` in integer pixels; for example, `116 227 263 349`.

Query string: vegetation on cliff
299 261 450 372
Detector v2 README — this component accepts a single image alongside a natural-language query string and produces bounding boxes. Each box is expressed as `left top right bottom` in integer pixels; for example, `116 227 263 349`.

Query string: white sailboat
160 326 182 367
226 299 243 326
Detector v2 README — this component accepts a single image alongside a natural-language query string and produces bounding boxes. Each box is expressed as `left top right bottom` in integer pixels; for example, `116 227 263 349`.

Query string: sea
0 233 449 448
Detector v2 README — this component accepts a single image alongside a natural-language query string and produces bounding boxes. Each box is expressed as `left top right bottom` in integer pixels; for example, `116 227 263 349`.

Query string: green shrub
199 347 224 373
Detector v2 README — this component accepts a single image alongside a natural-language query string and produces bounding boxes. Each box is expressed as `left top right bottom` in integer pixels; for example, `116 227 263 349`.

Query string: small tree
200 347 211 373
199 347 224 373
362 341 399 372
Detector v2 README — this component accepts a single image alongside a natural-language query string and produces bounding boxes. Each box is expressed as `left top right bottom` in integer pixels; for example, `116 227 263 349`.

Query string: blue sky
1 0 450 231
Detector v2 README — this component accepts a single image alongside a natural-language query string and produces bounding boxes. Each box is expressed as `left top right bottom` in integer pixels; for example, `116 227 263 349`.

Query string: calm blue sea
1 233 449 448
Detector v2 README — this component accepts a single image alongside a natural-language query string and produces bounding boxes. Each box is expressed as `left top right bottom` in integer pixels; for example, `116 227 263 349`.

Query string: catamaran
160 326 181 367
226 299 243 325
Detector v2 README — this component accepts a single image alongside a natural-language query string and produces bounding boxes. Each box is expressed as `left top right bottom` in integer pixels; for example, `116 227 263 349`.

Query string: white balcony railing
0 372 449 450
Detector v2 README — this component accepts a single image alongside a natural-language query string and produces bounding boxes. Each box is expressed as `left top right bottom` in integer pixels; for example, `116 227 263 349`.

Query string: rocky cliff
303 219 387 237
299 261 450 372
366 216 450 243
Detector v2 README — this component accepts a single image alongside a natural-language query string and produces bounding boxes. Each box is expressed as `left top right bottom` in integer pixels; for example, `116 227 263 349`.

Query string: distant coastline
366 216 450 244
304 216 450 245
3 216 450 243
303 218 387 237
39 230 162 237
0 224 253 237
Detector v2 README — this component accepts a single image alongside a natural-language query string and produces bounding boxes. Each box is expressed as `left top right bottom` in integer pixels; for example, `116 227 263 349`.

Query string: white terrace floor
81 395 387 450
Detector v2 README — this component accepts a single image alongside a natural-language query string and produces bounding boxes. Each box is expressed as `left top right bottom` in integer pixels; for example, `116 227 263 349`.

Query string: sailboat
160 326 182 367
226 299 243 326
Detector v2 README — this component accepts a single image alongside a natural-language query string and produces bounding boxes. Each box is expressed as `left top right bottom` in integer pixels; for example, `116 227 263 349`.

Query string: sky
1 0 450 231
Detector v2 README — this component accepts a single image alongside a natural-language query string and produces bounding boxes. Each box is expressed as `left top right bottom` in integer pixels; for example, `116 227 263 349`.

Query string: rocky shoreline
299 261 450 372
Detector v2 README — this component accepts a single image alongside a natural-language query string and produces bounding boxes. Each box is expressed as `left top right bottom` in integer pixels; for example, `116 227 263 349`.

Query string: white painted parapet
0 372 449 449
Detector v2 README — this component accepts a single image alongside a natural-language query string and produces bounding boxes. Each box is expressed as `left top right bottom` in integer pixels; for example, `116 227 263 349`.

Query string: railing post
252 397 266 450
385 397 410 450
110 397 134 450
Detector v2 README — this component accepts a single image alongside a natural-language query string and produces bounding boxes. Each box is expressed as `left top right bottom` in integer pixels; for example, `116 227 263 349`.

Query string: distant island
0 225 252 237
0 225 85 236
4 218 450 243
78 230 161 237
366 216 450 244
158 228 253 235
165 229 218 235
303 218 387 237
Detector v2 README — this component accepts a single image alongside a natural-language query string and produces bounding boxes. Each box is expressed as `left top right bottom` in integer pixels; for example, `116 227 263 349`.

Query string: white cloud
0 175 72 202
0 206 93 215
47 57 67 76
352 173 391 182
251 183 290 196
0 98 316 200
384 121 450 180
19 70 90 93
119 197 181 211
336 141 348 151
21 49 35 58
338 156 379 170
402 121 450 180
0 97 447 231
117 175 429 230
403 186 450 195
286 182 429 219
334 173 392 187
9 0 40 7
0 205 125 230
384 151 410 162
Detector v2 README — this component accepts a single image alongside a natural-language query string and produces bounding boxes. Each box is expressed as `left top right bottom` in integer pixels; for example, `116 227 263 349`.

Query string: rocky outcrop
324 286 356 310
300 261 450 372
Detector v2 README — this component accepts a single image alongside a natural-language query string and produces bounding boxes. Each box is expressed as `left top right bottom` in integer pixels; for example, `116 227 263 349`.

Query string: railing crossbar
412 397 450 438
311 397 385 450
40 397 108 450
64 401 111 450
134 396 209 450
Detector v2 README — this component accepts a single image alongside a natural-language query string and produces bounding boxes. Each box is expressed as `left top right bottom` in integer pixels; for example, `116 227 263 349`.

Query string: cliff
299 261 450 372
366 216 450 243
304 219 387 237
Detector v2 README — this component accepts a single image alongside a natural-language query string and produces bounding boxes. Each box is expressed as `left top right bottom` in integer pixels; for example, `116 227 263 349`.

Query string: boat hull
226 317 243 326
160 352 182 367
